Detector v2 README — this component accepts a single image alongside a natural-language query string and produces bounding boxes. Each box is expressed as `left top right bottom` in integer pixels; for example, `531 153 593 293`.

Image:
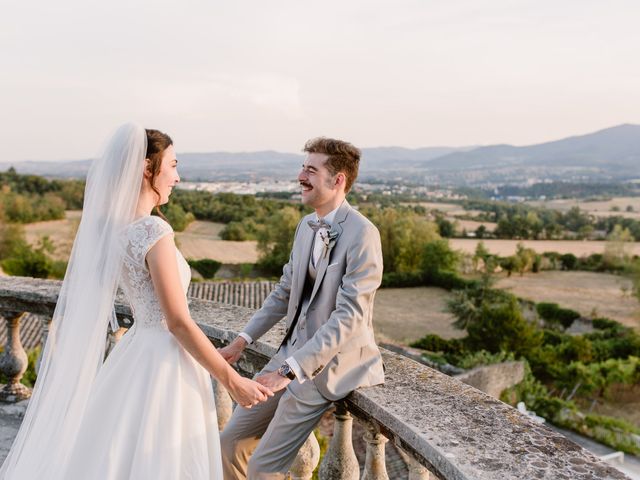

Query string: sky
1 0 639 161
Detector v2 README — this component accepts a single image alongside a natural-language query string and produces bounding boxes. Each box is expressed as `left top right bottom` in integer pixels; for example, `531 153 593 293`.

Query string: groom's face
298 153 340 210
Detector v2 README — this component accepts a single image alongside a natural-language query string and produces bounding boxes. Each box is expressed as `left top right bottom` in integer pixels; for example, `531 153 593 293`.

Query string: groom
219 137 384 480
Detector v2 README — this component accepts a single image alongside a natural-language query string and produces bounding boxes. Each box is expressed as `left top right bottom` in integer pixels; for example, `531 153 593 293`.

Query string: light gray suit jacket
243 200 385 401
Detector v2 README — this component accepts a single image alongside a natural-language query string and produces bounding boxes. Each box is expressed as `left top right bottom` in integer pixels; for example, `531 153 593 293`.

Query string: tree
436 217 455 238
367 208 439 274
421 239 458 274
257 207 302 275
603 224 633 270
465 297 543 358
161 203 195 232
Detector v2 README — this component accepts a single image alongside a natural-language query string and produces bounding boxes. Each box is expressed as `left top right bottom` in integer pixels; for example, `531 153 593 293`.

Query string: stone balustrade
0 276 632 480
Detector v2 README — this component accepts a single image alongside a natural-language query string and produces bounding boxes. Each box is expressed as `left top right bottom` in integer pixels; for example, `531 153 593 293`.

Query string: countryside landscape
2 124 640 472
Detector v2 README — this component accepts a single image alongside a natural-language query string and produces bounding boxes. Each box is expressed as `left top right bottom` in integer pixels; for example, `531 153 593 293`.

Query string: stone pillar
36 315 52 372
0 312 32 403
288 432 320 480
212 378 233 430
318 402 359 480
397 447 431 480
105 326 127 359
361 422 389 480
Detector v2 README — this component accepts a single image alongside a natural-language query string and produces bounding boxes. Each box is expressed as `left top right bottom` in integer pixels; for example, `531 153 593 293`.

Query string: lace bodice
119 216 191 329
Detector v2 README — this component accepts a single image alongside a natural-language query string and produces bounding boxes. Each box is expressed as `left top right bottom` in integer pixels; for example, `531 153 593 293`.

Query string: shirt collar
315 204 340 227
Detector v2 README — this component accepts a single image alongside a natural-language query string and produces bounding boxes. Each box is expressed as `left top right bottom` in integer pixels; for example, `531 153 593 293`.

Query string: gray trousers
220 353 332 480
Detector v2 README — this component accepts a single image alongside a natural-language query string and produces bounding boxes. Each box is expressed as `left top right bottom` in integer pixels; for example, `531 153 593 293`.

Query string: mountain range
2 124 639 186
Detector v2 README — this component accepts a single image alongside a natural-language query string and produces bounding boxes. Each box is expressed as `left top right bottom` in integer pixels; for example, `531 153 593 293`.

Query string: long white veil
0 123 147 479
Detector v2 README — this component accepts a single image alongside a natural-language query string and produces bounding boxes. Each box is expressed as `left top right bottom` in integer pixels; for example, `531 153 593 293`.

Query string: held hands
219 336 247 364
227 375 274 409
255 371 291 393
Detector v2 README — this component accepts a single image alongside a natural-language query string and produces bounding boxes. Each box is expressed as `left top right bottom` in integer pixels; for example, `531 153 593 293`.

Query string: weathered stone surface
454 361 525 399
0 277 631 480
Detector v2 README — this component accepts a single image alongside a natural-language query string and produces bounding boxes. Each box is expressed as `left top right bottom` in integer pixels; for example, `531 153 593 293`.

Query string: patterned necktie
307 218 330 232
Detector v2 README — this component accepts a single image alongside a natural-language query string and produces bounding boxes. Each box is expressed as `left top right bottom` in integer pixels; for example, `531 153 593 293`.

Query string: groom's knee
220 427 259 461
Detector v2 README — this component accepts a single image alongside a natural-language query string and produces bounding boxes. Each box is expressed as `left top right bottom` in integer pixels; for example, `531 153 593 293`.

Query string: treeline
0 168 84 222
492 182 640 200
411 276 640 455
169 190 308 241
459 199 640 241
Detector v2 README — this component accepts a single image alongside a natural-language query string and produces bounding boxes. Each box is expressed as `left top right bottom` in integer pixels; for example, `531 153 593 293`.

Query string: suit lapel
309 200 350 304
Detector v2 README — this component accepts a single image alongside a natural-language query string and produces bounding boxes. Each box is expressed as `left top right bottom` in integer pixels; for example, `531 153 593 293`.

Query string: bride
0 124 272 479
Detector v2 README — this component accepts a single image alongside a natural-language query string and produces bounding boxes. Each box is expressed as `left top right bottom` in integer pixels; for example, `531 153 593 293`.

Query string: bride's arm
146 235 273 408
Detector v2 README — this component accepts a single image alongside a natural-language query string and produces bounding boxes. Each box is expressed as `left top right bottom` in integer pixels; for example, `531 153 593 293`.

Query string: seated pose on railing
219 137 385 480
0 124 272 480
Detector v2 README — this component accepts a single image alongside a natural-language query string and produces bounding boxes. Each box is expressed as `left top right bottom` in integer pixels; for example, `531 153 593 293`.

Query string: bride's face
151 145 180 205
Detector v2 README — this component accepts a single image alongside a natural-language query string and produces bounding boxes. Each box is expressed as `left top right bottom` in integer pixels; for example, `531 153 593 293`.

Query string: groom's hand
219 336 247 364
255 371 291 393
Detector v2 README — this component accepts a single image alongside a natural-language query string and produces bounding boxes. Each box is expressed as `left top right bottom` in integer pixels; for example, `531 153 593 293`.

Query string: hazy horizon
2 1 640 162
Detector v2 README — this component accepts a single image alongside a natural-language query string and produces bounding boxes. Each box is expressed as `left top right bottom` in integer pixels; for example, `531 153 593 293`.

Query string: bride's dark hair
145 128 173 217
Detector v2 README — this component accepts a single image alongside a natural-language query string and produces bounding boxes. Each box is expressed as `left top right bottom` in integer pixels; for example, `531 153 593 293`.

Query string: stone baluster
0 311 32 403
318 402 359 480
397 447 431 480
36 315 53 372
361 422 389 480
212 378 234 430
288 432 320 480
105 325 127 359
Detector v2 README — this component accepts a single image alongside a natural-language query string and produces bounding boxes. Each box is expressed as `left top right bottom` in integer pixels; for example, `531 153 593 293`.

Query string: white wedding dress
60 215 222 479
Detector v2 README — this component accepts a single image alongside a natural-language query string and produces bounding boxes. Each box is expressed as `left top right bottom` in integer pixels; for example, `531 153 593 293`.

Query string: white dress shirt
239 205 341 382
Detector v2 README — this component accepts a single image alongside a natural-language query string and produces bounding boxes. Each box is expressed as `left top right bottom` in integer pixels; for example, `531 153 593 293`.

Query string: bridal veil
0 123 146 479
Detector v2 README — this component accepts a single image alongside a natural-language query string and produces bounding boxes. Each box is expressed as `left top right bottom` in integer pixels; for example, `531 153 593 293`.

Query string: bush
465 297 543 357
1 242 53 278
560 253 578 270
381 271 424 288
592 317 621 330
187 258 222 279
221 221 251 241
455 350 514 369
410 334 465 356
536 302 580 329
427 270 475 290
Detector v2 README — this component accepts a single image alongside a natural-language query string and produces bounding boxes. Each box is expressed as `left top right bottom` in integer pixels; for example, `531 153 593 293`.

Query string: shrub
381 271 424 288
560 253 578 270
536 302 580 329
187 258 222 279
465 297 543 357
410 334 465 356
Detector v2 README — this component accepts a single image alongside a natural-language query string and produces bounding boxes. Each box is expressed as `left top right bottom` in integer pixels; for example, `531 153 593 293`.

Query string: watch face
278 363 294 379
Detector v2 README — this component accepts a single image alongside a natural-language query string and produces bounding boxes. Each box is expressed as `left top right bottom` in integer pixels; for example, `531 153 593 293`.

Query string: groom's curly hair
303 137 360 193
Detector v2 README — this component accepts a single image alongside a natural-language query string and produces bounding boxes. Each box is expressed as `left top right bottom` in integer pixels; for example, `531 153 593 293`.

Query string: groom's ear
334 172 346 190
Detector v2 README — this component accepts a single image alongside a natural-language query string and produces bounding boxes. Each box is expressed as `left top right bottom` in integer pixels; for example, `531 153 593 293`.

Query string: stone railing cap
0 277 630 480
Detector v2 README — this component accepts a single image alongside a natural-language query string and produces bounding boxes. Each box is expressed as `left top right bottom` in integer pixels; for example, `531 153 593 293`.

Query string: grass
373 287 463 344
495 270 640 330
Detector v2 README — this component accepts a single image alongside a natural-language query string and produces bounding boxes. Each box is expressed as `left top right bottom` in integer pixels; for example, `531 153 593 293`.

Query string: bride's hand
227 376 274 409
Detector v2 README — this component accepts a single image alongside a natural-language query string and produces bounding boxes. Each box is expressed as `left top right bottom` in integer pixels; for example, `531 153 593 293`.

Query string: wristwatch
277 362 296 380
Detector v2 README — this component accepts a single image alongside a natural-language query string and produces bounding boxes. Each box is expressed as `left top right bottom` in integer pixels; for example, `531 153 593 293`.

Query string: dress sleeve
130 216 174 267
